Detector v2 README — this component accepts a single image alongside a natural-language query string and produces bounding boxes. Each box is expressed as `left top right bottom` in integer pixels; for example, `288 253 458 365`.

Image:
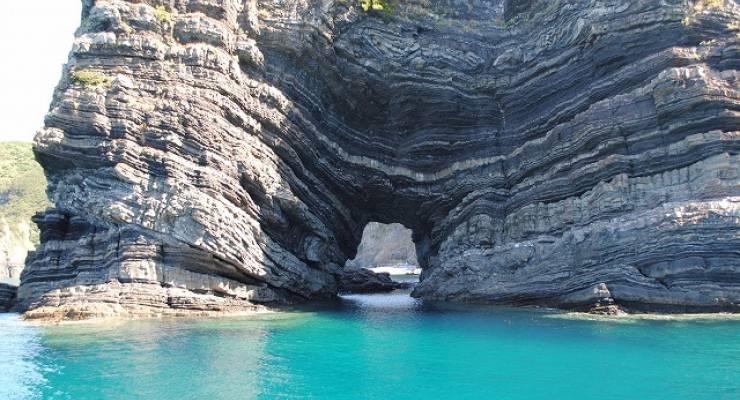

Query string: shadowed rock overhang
15 0 740 319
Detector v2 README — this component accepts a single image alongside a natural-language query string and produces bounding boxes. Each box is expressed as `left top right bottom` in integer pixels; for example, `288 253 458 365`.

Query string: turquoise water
2 289 739 400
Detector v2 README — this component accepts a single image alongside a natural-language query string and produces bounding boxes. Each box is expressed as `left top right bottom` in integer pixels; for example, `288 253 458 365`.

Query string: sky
0 1 81 142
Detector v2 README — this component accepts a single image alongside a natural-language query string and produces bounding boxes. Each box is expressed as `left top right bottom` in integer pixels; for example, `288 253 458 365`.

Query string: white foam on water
339 290 421 311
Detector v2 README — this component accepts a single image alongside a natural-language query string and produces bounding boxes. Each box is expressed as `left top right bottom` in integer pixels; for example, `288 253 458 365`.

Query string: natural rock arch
16 0 740 319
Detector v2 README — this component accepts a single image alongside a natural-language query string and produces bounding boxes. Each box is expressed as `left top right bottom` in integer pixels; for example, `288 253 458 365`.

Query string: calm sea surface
2 287 739 400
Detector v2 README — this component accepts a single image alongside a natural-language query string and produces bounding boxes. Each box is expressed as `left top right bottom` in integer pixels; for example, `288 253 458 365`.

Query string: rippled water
2 289 739 400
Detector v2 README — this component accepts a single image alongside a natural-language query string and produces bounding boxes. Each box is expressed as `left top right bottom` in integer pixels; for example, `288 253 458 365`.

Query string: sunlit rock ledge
15 0 740 320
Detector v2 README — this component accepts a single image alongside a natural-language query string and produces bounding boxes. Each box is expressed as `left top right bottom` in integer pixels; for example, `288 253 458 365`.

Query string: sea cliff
17 0 740 319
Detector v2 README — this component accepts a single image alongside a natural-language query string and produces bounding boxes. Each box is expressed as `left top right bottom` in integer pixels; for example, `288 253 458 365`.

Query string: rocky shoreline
20 303 271 324
338 268 413 294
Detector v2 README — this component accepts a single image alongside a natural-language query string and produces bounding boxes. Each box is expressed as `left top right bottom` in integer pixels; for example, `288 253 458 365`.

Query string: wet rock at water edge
338 268 410 294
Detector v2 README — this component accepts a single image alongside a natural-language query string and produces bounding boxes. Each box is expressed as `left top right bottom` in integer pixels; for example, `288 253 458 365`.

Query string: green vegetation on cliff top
0 142 49 245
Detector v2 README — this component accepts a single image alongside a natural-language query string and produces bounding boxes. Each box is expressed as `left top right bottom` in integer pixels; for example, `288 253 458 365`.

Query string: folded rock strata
17 0 740 319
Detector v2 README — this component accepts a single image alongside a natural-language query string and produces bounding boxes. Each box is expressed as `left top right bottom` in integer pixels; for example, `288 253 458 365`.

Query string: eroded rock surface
18 0 740 319
0 283 17 312
338 268 408 293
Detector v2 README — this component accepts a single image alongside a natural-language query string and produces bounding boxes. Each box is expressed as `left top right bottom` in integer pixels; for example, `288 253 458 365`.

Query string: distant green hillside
0 142 49 284
0 142 48 235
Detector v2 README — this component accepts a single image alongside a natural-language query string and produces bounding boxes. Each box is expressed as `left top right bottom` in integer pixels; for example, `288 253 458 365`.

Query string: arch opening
338 222 421 294
346 222 419 274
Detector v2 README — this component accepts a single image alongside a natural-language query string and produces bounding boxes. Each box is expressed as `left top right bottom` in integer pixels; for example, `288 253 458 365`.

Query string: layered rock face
18 0 740 318
0 283 17 312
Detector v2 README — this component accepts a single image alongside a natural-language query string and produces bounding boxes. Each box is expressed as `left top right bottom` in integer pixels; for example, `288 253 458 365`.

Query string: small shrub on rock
70 70 110 87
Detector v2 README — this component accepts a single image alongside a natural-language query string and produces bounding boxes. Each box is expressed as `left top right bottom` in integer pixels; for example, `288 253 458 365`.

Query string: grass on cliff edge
154 5 172 24
0 142 49 244
359 0 394 19
70 70 111 88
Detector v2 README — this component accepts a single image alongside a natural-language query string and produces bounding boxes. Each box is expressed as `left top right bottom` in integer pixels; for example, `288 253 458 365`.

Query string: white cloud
0 0 81 142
